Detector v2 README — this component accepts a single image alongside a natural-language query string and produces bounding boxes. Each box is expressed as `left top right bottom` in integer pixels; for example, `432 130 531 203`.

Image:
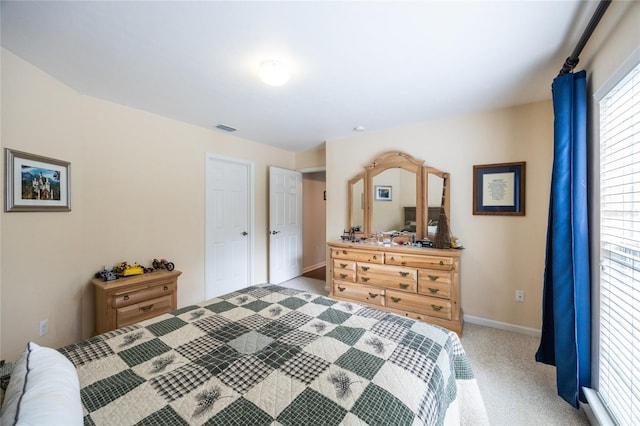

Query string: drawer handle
372 255 377 260
428 287 440 294
339 273 348 279
390 256 395 261
439 260 444 266
391 297 401 303
361 277 370 282
337 286 346 292
163 285 169 291
431 304 443 312
124 295 130 301
140 304 154 312
361 266 370 271
399 283 409 289
399 271 410 277
340 263 348 268
368 292 378 298
428 275 439 281
342 250 348 255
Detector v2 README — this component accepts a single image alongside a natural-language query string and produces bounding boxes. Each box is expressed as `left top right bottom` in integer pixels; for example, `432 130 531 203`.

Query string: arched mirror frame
347 172 366 234
365 151 424 239
347 151 451 242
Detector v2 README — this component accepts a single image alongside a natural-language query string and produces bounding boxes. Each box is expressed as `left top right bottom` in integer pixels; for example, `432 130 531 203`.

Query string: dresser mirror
424 168 450 237
348 173 365 232
347 151 450 241
366 151 424 239
370 167 417 234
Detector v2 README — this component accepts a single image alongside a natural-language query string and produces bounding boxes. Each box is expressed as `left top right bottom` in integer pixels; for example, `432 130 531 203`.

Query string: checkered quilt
59 285 480 425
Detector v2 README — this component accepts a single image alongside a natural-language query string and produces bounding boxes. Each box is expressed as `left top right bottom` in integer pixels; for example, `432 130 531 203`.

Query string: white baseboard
581 401 598 426
582 388 616 426
464 314 541 337
302 262 326 273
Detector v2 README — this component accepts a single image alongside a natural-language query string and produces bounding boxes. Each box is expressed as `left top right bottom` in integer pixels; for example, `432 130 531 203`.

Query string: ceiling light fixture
353 125 365 132
259 60 290 86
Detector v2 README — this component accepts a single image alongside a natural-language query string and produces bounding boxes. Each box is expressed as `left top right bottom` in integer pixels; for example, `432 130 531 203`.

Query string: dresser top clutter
334 151 462 334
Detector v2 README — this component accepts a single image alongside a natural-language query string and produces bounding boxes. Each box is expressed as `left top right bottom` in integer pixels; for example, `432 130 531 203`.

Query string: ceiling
1 1 597 152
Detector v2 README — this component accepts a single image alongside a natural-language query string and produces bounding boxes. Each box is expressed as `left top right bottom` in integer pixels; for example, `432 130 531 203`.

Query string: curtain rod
558 0 612 77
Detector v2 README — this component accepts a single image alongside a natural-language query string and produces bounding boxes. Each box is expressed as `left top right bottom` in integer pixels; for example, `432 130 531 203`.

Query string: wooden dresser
328 241 463 334
92 270 181 334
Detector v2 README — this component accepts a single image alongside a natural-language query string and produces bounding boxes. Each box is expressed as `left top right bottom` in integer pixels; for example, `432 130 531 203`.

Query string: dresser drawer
333 281 385 306
333 269 356 282
333 259 356 282
358 272 417 293
357 262 417 280
332 248 384 264
386 290 452 320
113 281 176 308
333 259 356 272
418 270 452 299
116 295 174 327
385 253 453 270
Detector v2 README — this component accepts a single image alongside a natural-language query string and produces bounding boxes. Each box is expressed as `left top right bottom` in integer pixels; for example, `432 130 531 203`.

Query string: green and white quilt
59 285 486 425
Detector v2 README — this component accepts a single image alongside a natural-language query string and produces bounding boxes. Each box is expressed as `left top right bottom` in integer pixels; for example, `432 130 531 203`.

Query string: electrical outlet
515 290 525 303
39 319 49 336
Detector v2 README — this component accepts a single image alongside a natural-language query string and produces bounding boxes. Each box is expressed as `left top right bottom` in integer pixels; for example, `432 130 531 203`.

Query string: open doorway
301 171 326 278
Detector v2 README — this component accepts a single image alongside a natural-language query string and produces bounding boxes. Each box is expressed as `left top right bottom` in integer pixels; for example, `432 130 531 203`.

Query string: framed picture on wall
375 185 392 201
5 148 71 212
473 162 525 215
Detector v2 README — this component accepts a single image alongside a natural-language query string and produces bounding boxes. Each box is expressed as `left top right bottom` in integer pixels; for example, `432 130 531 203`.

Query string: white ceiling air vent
215 124 237 132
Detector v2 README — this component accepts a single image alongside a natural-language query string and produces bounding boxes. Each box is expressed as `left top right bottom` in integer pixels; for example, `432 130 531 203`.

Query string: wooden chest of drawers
328 242 462 335
92 270 181 334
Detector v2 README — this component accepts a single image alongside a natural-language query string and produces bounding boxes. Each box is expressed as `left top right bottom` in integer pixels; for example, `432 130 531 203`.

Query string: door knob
242 231 248 236
271 230 280 235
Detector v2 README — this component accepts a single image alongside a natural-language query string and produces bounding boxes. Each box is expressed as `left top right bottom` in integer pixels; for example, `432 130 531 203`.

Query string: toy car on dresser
152 258 175 271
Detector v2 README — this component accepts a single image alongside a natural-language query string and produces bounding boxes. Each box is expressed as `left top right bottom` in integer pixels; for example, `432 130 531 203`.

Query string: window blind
599 60 640 426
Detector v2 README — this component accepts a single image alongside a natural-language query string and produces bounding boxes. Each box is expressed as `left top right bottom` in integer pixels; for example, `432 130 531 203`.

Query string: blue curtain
535 70 591 408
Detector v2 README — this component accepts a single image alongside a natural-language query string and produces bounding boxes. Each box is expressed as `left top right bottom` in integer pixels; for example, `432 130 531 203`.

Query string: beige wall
295 145 325 171
581 1 639 94
0 49 295 360
326 100 554 331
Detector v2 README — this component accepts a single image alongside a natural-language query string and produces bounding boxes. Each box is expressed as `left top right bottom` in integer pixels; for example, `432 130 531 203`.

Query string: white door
269 167 303 284
205 154 254 299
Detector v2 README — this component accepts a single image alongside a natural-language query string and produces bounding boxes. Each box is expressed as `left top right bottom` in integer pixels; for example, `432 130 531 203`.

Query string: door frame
205 153 255 299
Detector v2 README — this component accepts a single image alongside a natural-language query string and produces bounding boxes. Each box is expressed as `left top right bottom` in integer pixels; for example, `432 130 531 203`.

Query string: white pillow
0 342 83 426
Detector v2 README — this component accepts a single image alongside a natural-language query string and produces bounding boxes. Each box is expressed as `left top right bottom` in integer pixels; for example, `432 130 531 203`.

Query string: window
598 56 640 425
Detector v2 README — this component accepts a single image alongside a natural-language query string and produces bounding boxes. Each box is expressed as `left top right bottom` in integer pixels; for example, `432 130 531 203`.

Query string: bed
2 285 487 425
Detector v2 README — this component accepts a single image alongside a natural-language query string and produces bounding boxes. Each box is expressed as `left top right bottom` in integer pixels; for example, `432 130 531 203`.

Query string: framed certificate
473 162 525 216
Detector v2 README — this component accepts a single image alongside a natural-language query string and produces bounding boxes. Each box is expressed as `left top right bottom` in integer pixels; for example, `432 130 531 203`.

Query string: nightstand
92 270 181 334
